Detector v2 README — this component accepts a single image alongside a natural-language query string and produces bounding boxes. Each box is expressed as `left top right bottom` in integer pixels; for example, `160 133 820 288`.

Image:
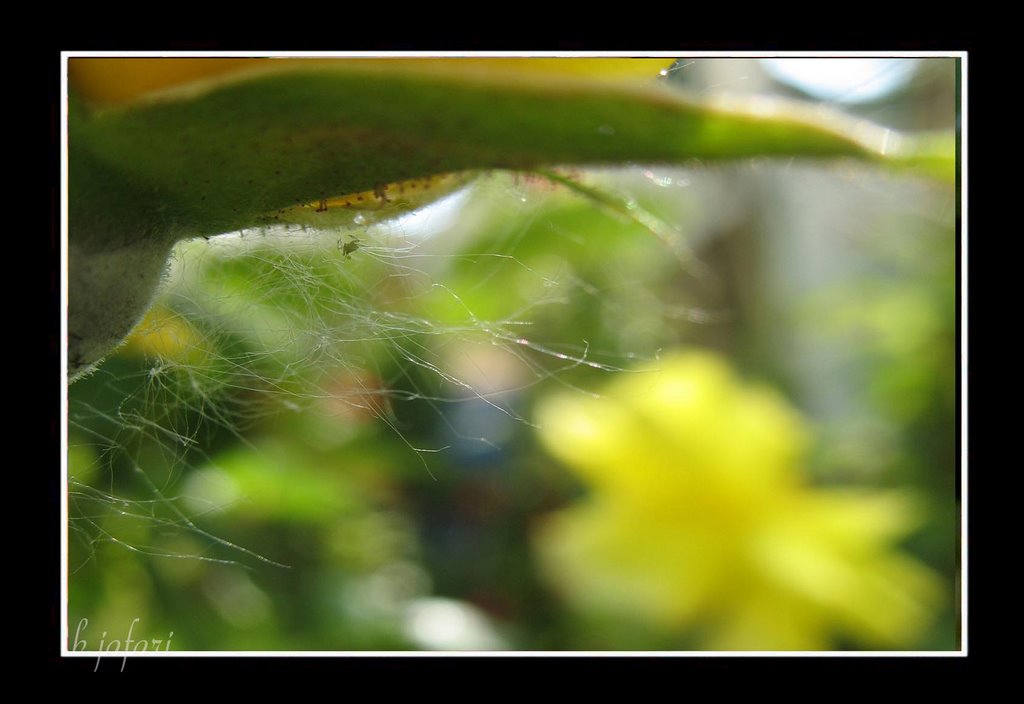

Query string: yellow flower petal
534 348 945 649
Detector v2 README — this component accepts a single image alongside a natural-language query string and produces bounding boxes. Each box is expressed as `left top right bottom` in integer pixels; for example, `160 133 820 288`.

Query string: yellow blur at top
69 57 675 107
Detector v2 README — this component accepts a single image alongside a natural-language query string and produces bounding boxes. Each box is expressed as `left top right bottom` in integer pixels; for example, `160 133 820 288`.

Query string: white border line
60 52 70 657
60 50 967 659
64 50 965 58
959 53 968 656
66 649 958 658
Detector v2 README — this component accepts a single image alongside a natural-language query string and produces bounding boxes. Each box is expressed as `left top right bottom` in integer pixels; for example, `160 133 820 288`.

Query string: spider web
66 166 722 573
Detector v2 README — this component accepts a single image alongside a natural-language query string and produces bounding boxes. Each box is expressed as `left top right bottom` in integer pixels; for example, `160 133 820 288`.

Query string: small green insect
339 236 362 258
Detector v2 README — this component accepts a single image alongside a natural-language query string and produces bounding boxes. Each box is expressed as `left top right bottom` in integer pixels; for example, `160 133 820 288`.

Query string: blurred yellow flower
534 350 944 650
120 305 208 366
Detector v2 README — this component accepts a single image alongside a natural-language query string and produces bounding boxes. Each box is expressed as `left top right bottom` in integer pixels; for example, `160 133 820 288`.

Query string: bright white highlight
402 598 506 651
761 58 920 104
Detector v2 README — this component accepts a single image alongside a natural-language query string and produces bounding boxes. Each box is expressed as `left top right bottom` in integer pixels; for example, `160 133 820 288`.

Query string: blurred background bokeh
67 57 959 651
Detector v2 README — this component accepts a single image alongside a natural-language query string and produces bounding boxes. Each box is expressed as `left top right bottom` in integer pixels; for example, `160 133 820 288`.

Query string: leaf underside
70 64 955 251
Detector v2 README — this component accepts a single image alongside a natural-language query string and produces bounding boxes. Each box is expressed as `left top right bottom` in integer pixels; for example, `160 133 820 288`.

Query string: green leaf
68 61 955 380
